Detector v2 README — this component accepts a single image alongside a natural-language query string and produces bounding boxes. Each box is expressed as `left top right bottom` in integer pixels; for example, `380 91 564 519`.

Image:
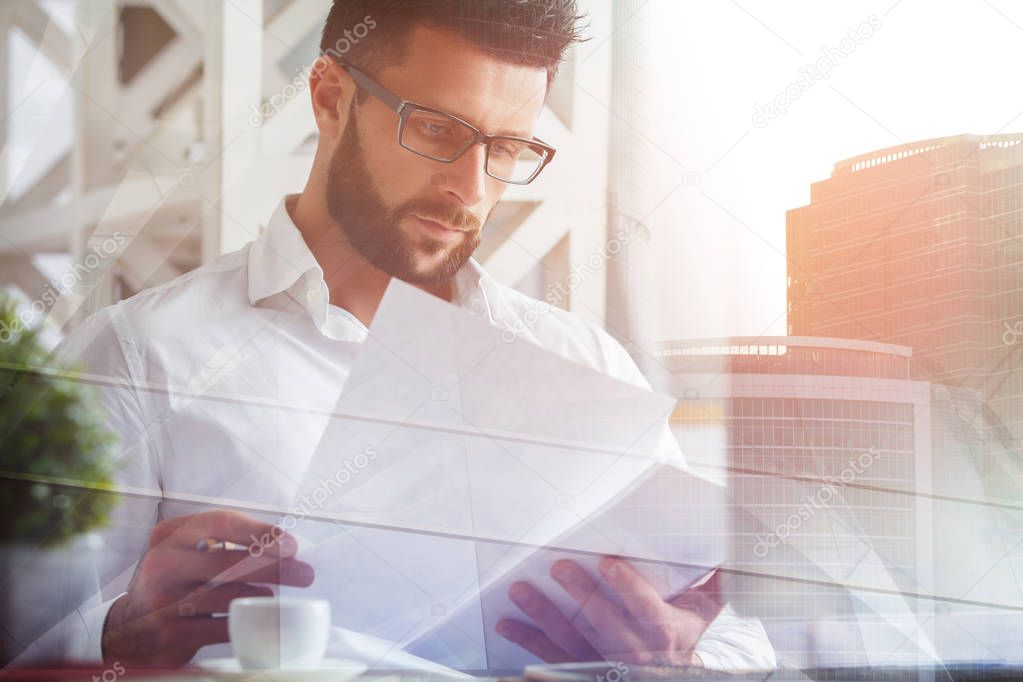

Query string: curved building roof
832 132 1023 175
648 335 912 357
641 336 913 379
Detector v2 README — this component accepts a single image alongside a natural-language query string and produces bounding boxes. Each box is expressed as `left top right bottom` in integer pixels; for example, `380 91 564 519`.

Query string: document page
280 280 723 671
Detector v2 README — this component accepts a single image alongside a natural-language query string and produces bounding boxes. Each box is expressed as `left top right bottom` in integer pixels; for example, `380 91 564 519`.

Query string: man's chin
355 225 478 285
396 250 469 285
389 228 478 283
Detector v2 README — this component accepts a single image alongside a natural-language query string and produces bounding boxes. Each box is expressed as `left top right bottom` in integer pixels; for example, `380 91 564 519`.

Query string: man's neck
287 192 453 328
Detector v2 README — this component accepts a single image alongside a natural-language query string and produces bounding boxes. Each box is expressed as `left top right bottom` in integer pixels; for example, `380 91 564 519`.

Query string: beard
324 112 482 285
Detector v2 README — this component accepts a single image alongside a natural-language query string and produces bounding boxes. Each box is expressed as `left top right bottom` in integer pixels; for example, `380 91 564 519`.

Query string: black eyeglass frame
328 57 557 185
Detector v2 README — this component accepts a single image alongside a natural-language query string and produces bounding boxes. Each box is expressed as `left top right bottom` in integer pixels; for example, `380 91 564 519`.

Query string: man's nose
441 143 488 207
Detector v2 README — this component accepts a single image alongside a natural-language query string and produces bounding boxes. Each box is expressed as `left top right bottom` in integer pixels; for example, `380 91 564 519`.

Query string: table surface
4 663 1023 682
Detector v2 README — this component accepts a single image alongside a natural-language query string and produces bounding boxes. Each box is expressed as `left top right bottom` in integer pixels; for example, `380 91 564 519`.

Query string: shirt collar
247 193 323 306
450 256 497 325
248 193 497 329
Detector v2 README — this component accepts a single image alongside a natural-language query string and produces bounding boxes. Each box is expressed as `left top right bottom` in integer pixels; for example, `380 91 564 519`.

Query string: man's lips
410 214 476 241
412 215 467 232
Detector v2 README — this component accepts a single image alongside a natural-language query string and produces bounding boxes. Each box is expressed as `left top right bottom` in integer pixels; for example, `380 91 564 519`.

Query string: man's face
324 25 548 285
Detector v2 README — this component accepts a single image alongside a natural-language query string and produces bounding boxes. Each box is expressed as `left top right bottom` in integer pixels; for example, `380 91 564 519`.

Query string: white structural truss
0 0 616 335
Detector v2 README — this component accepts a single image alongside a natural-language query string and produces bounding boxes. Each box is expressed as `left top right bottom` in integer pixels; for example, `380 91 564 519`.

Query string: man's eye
492 141 523 157
419 119 454 137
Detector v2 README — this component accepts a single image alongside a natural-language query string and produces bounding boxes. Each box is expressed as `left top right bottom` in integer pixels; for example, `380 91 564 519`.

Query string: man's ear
309 56 355 141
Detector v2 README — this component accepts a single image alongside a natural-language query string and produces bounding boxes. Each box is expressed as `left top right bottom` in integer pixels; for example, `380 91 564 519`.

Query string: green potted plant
0 293 119 664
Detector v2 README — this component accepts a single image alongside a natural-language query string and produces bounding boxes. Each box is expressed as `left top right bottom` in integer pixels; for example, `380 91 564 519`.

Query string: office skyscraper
787 133 1023 450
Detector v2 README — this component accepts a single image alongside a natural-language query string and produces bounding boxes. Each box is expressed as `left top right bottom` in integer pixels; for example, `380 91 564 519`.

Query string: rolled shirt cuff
692 603 777 672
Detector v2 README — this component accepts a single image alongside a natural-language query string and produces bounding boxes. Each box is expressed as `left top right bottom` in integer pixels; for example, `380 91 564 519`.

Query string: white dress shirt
40 193 775 671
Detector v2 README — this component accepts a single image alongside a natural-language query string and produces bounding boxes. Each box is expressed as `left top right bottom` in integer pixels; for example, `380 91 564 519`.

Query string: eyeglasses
328 58 557 185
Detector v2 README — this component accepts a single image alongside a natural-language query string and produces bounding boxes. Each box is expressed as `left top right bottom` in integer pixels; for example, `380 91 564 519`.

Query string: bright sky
614 0 1023 341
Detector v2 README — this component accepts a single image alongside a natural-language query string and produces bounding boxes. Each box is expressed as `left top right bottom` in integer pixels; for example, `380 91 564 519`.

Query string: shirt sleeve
693 603 778 671
17 305 164 664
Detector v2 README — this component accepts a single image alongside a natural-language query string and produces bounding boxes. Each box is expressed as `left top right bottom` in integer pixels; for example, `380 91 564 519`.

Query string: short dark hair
319 0 585 93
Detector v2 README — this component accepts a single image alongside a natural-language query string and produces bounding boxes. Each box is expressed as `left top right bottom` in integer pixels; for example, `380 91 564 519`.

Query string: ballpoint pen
194 537 250 552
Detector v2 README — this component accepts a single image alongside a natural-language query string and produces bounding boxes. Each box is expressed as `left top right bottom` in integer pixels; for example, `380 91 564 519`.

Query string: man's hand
101 510 315 668
495 557 723 666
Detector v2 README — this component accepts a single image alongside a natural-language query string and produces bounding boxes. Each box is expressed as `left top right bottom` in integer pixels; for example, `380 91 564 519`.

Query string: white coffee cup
228 596 331 670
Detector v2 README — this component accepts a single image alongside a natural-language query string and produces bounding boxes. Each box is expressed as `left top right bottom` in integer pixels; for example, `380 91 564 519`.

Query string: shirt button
306 287 323 302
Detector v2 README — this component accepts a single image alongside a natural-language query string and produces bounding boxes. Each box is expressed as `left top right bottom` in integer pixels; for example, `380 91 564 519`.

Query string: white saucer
196 657 367 681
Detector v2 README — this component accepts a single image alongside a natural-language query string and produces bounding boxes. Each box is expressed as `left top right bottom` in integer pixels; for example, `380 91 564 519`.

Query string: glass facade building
787 133 1023 453
783 135 1023 665
637 336 934 667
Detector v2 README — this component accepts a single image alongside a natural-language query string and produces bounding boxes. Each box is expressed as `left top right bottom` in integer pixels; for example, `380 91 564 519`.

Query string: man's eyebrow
434 103 533 139
497 126 535 140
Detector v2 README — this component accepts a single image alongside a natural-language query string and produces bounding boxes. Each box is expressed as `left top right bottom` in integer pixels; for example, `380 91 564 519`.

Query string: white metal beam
483 199 572 286
480 0 612 328
69 0 120 317
0 174 197 253
2 85 75 209
0 22 7 201
262 0 323 93
0 152 69 213
201 0 264 262
257 90 317 159
147 0 202 41
0 0 71 68
218 153 314 240
120 35 202 132
266 0 322 50
50 170 199 328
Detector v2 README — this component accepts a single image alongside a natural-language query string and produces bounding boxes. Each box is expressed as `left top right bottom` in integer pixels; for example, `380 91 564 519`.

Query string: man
49 0 776 671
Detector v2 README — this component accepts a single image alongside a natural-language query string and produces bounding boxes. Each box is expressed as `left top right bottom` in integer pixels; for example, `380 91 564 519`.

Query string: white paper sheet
280 280 726 672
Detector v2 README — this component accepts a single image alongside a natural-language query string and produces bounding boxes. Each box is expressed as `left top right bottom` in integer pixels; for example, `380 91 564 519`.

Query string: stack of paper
282 280 726 673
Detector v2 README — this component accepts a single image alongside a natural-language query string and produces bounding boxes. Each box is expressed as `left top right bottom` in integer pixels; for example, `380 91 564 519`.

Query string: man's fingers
668 569 724 624
550 560 646 654
495 619 575 664
179 583 275 615
207 555 315 587
507 582 601 661
598 557 669 630
160 510 299 558
164 549 314 587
